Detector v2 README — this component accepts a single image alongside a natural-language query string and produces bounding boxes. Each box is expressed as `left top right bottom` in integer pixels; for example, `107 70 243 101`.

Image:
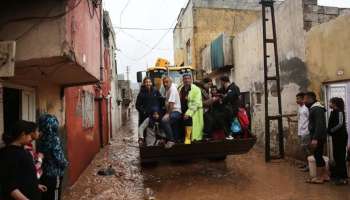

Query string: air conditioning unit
0 41 15 77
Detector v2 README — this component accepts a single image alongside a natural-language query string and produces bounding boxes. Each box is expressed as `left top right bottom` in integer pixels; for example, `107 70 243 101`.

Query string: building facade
0 0 120 185
232 0 350 158
173 0 261 79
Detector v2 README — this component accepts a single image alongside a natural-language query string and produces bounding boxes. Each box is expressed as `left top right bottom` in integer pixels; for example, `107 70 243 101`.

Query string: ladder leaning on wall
260 0 284 162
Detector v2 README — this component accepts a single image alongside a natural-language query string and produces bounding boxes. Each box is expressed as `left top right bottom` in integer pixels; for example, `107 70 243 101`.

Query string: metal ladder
260 0 284 162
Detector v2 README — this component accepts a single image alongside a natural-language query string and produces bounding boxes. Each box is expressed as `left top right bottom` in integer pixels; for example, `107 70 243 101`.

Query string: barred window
82 91 94 128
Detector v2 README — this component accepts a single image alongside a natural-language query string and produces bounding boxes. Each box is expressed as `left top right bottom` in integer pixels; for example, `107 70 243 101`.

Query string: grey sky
104 0 350 82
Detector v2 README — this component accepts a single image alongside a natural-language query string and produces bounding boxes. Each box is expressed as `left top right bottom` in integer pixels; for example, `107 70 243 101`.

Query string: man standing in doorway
296 92 310 171
162 77 182 148
304 92 330 184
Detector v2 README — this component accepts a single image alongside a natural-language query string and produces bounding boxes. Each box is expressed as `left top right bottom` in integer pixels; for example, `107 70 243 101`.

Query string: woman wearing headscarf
136 77 164 125
37 114 68 200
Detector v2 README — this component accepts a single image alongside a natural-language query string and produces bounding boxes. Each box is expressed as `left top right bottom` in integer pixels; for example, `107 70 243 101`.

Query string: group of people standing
0 114 68 200
136 74 250 148
296 92 349 185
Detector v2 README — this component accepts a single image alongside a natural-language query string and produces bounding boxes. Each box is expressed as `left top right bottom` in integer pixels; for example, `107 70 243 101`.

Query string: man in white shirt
162 77 182 148
296 92 310 171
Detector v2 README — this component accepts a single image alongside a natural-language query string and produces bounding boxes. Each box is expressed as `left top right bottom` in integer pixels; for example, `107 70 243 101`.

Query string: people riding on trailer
179 73 204 144
136 74 249 148
138 107 167 147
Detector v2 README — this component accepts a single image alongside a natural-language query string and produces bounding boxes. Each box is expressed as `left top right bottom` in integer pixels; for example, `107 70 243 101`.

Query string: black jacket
328 110 347 137
0 145 40 200
308 101 327 140
136 86 163 124
222 82 241 106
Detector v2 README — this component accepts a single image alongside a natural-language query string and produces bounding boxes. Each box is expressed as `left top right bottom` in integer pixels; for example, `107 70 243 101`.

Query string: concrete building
0 0 120 185
103 11 123 138
173 0 263 80
232 0 350 158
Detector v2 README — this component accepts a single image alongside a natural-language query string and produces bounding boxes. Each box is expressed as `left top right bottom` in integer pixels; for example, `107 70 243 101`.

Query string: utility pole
126 65 130 81
260 0 284 162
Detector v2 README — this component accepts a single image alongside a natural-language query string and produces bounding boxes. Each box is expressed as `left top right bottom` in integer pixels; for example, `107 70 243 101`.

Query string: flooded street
63 111 350 200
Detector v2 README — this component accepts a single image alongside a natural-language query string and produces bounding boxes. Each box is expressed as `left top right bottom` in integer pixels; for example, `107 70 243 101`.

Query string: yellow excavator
137 58 194 92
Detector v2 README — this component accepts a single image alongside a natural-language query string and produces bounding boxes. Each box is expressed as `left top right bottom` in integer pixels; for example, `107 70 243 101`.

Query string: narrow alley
63 111 350 200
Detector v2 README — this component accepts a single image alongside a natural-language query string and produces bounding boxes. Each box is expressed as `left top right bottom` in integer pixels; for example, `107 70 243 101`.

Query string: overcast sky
104 0 350 82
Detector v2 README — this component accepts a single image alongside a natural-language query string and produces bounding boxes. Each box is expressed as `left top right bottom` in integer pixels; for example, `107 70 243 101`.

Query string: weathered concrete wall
0 0 65 61
65 0 101 79
303 0 350 31
306 14 350 95
174 0 260 71
233 0 350 158
174 1 194 67
36 82 65 125
0 0 101 80
233 0 308 158
65 86 101 186
193 8 259 71
193 0 262 10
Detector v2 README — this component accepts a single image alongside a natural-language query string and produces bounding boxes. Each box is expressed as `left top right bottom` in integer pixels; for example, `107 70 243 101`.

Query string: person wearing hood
304 92 329 184
179 73 204 143
219 75 241 138
138 107 166 146
37 114 68 200
136 77 163 125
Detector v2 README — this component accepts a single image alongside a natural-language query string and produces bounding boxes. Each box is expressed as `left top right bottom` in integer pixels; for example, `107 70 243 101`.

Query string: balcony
0 0 101 87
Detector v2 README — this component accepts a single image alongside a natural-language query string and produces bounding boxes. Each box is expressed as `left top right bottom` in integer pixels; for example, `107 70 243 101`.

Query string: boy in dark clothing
328 97 348 185
304 92 329 184
220 76 241 138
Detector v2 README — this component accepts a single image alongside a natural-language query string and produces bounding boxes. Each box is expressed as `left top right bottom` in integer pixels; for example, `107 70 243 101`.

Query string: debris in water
145 188 156 200
97 165 116 176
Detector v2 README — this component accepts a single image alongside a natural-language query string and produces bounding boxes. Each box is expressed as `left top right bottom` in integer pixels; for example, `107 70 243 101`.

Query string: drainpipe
97 4 104 148
96 95 104 148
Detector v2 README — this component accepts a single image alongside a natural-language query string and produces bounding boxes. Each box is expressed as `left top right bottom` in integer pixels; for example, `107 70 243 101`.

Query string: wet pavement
63 111 350 200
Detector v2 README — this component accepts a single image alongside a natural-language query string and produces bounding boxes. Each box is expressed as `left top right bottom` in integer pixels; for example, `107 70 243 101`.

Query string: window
82 91 94 128
122 88 126 99
256 92 262 105
186 39 192 65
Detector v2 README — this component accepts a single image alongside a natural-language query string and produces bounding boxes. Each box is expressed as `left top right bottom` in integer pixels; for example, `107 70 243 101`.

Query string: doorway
0 85 36 147
324 82 350 161
3 87 22 134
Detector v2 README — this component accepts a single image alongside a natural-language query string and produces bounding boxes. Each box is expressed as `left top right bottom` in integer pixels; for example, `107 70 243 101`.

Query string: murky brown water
63 111 350 200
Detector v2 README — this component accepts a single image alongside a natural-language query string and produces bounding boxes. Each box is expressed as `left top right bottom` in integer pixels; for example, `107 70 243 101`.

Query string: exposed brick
318 14 333 23
340 9 350 16
303 0 317 5
311 5 319 12
304 13 318 22
324 7 339 15
304 21 312 31
317 6 325 14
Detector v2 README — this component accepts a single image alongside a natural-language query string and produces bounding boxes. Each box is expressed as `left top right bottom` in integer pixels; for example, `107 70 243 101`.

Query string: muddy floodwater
63 112 350 200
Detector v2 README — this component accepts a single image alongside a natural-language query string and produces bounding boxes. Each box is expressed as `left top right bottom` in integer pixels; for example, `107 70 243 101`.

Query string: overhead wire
118 0 191 62
119 0 132 27
119 30 171 51
114 26 193 31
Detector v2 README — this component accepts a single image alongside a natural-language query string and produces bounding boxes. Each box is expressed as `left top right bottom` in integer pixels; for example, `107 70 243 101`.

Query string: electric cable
119 0 132 27
114 26 193 31
119 30 171 51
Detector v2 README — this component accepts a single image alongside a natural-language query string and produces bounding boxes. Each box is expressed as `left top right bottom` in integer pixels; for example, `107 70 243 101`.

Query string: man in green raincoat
180 74 204 143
